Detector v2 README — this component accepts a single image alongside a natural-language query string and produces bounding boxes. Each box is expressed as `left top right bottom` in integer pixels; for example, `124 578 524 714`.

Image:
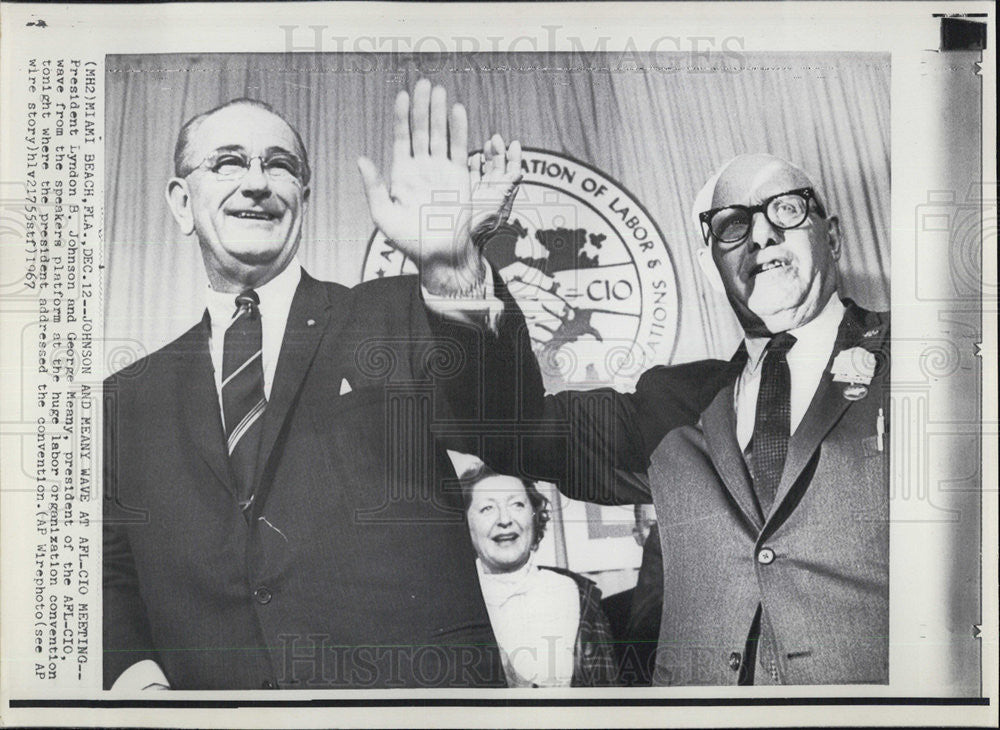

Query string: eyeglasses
188 148 308 184
699 187 826 247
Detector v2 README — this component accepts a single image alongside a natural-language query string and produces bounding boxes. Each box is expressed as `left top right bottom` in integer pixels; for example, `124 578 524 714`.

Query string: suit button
728 651 742 671
757 547 775 565
254 586 272 604
261 680 276 689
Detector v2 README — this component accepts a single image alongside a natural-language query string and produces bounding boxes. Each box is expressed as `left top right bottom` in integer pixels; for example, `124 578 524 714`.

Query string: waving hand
358 79 521 295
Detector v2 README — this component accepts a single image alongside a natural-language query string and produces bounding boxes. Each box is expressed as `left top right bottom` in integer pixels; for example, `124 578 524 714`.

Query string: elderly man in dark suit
472 151 889 685
647 153 889 685
102 81 525 690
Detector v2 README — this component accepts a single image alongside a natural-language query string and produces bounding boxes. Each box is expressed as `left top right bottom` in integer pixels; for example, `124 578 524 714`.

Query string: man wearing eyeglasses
103 82 526 690
666 153 890 685
474 151 889 685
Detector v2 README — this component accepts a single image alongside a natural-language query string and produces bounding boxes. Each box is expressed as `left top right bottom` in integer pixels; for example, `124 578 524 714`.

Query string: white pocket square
339 378 353 395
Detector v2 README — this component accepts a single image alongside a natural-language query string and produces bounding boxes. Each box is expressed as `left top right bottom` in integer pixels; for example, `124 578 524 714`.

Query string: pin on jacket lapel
769 302 889 521
699 300 889 530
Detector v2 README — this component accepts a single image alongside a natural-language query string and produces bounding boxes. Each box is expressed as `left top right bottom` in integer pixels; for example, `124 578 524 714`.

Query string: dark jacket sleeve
427 269 738 505
103 373 160 688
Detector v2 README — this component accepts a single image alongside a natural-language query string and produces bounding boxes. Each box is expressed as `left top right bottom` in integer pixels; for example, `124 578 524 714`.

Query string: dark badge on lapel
843 383 869 401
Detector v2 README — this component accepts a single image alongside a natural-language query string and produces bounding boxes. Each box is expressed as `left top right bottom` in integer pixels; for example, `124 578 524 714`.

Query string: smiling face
706 154 841 335
166 103 311 292
466 475 537 574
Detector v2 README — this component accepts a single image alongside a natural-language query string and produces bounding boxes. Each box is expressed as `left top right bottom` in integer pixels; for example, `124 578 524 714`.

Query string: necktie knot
234 289 260 319
765 332 797 358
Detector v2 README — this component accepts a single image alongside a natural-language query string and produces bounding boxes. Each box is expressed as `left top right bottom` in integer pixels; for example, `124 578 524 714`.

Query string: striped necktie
751 332 797 517
222 289 266 513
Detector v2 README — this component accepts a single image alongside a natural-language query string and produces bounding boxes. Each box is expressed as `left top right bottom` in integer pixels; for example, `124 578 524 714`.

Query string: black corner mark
940 17 987 51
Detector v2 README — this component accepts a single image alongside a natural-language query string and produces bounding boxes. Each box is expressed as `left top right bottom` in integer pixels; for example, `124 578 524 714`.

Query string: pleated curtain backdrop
105 51 889 370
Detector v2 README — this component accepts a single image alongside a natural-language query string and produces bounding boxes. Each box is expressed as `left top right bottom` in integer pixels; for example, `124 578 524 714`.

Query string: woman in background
461 464 618 687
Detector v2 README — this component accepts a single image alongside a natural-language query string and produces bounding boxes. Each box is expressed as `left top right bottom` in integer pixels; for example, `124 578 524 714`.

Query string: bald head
711 154 816 210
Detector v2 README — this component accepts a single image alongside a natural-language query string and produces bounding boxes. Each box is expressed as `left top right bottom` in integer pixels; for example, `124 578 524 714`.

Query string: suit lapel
770 371 852 514
770 302 888 516
250 272 350 498
176 313 233 492
701 381 765 531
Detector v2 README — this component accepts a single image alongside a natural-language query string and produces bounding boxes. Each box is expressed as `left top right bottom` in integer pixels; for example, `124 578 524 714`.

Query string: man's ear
165 178 195 236
696 246 726 293
826 215 842 260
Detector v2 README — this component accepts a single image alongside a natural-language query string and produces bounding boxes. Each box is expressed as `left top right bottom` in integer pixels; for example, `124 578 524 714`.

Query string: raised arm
357 80 735 505
427 269 737 505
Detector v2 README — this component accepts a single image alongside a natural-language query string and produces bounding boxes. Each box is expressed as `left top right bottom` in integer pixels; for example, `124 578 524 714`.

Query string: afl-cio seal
362 148 679 393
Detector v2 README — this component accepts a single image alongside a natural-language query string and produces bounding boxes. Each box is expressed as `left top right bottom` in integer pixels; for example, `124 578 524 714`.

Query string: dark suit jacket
477 296 889 686
103 271 515 690
647 302 889 685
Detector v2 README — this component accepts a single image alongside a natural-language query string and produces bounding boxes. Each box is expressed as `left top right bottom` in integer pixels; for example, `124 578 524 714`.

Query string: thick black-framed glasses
699 187 826 247
188 148 308 185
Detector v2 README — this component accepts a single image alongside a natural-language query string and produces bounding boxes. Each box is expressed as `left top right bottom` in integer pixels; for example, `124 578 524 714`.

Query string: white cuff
110 659 171 691
422 261 504 332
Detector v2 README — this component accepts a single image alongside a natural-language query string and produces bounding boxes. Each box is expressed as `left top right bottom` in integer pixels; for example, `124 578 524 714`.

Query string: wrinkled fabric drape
105 52 889 365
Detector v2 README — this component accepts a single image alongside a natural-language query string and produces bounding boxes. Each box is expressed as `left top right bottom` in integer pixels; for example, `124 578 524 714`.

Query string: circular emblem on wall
362 148 679 393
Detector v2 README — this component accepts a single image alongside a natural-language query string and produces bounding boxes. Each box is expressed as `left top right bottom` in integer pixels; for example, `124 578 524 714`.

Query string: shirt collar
206 260 302 330
742 295 846 372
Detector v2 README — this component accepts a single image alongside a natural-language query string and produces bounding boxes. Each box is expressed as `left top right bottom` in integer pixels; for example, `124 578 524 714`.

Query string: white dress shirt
734 296 846 451
206 261 302 409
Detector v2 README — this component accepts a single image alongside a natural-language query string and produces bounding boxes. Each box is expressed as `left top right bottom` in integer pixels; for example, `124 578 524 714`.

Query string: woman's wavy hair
459 463 550 549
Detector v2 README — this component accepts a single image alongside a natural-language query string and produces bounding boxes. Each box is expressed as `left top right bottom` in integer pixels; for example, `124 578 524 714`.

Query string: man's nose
238 158 271 198
749 210 780 250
